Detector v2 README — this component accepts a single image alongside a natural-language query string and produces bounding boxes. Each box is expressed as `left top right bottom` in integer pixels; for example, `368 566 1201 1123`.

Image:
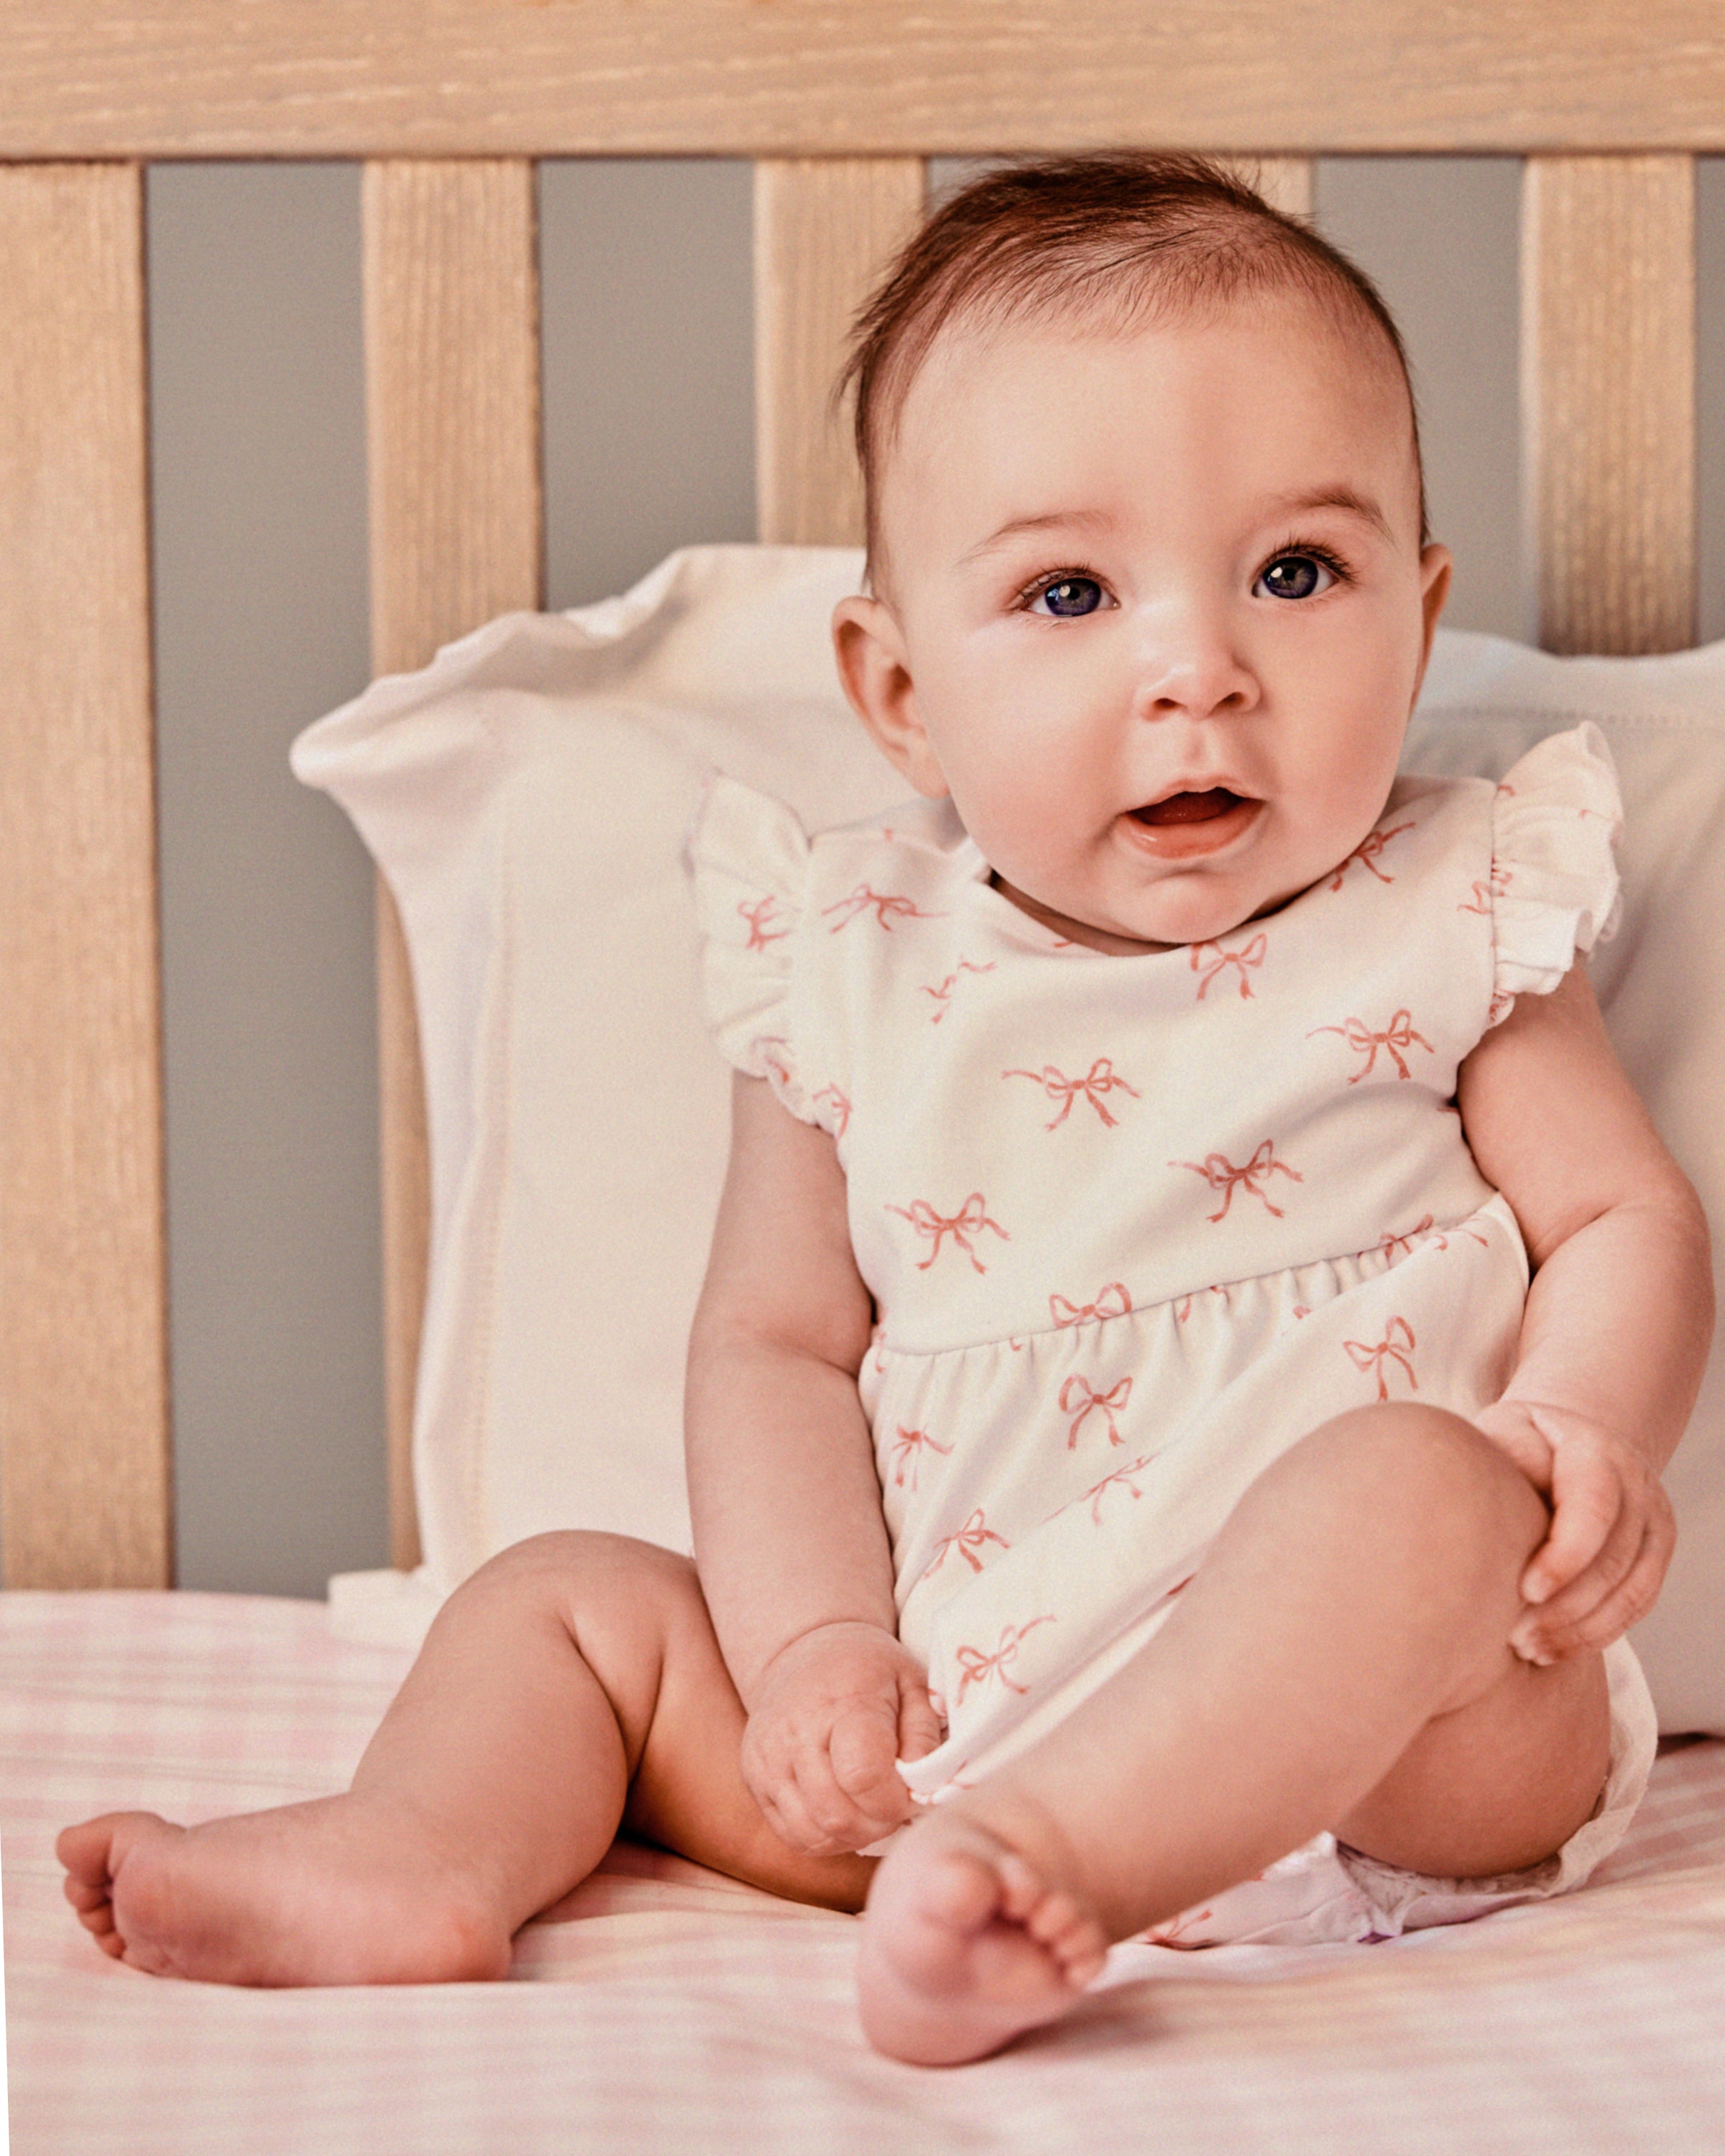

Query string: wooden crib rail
0 5 1719 1585
4 3 1724 159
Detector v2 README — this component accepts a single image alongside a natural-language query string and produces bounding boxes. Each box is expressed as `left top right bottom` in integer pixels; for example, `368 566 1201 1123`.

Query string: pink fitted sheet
6 1590 1724 2155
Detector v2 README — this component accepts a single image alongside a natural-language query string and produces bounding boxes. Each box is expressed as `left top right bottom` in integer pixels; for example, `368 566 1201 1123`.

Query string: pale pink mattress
6 1593 1725 2156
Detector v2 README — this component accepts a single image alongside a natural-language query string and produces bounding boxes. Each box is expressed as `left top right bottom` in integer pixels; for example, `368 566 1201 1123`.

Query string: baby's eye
1028 575 1107 618
1255 552 1340 602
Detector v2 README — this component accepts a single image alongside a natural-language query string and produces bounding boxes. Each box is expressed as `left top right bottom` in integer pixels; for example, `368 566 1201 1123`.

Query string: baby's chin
990 816 1360 952
1120 853 1353 952
1078 884 1311 962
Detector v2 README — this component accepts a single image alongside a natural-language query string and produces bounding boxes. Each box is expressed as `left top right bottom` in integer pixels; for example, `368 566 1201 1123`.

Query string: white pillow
295 545 1725 1733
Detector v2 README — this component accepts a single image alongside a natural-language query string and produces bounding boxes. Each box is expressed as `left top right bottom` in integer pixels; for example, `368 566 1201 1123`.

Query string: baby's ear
831 595 950 799
1399 543 1453 718
1416 544 1453 673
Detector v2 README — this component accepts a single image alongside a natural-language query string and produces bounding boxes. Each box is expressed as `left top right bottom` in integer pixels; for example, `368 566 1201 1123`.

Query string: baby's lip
1119 788 1263 858
1130 783 1257 828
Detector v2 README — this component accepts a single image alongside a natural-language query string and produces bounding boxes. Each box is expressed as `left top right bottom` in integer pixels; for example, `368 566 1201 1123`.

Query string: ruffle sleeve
1487 722 1624 1026
686 774 823 1125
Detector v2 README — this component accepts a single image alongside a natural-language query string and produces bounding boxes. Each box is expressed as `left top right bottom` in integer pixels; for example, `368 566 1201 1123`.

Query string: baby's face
833 290 1452 953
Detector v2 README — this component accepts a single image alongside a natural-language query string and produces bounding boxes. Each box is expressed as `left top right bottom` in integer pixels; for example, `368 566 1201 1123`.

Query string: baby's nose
1130 608 1258 720
1133 655 1257 721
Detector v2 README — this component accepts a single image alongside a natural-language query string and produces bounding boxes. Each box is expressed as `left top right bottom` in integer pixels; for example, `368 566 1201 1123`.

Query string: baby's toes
992 1853 1108 1986
63 1870 111 1915
1018 1879 1082 1945
1024 1890 1108 1980
994 1851 1047 1922
60 1873 123 1946
77 1899 120 1942
1055 1927 1108 1985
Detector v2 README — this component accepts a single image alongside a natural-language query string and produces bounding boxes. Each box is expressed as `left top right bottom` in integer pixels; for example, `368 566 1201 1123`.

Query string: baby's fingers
740 1728 830 1852
896 1677 944 1765
1520 1444 1621 1604
1515 1493 1675 1662
761 1751 873 1853
828 1703 914 1828
1514 1485 1636 1659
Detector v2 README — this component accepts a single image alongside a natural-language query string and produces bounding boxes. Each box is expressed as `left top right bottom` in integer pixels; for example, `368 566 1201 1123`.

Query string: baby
61 154 1712 2068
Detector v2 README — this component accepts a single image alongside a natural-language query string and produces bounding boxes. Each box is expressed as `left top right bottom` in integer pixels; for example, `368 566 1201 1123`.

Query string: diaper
1139 1634 1658 1949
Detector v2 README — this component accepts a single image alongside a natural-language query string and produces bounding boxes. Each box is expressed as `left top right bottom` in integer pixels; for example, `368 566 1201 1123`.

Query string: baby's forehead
900 281 1405 439
873 285 1418 559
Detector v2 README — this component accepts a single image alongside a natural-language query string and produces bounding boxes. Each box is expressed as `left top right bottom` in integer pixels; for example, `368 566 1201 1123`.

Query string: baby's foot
857 1810 1108 2065
57 1800 512 1986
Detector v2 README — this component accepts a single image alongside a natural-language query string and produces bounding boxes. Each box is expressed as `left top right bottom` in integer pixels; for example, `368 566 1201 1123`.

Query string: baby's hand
740 1621 944 1856
1472 1400 1675 1664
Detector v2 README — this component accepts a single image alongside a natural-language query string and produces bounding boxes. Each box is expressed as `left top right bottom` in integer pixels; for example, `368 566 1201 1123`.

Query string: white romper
691 722 1659 1947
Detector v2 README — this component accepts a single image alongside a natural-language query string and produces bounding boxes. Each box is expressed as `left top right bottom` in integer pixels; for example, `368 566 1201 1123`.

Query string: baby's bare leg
860 1405 1611 2064
58 1533 870 1985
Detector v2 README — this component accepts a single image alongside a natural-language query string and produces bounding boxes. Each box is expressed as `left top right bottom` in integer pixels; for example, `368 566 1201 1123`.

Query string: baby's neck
988 873 1180 956
987 868 1328 957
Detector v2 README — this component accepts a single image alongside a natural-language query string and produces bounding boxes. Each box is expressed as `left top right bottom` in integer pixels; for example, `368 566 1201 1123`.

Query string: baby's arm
1458 959 1714 1663
685 1072 941 1854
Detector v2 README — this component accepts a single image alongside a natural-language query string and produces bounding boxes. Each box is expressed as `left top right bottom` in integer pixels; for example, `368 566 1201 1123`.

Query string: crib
6 6 1725 2151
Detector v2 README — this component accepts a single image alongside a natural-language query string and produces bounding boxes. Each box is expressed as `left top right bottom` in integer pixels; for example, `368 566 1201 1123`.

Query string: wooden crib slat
754 160 927 546
0 163 172 1589
1522 156 1696 656
373 885 431 1575
363 160 545 1570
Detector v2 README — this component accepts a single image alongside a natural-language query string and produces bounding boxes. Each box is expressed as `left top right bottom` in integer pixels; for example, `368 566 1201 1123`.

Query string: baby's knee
454 1530 702 1626
1262 1405 1547 1565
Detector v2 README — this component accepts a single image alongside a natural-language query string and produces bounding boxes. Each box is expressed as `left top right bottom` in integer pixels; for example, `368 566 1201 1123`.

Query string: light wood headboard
0 1 1711 1588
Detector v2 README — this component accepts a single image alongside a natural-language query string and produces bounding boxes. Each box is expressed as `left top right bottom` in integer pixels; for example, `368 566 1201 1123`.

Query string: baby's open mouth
1131 788 1245 827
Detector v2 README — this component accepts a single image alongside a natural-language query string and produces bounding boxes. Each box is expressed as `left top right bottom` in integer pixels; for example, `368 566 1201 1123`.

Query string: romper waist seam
870 1194 1518 1361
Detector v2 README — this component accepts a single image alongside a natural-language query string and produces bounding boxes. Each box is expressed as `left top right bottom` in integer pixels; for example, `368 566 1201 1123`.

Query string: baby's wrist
1483 1395 1619 1444
747 1616 900 1695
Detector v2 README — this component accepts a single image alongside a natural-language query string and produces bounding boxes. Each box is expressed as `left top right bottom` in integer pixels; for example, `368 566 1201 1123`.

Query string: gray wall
140 158 1725 1598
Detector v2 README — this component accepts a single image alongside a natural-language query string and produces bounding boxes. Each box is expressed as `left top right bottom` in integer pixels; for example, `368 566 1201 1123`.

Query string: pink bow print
1172 1138 1303 1222
1327 819 1414 891
887 1193 1011 1273
1003 1058 1141 1128
925 1508 1010 1577
1190 933 1266 1000
954 1617 1054 1703
1344 1317 1418 1400
921 958 995 1021
822 883 940 931
890 1424 953 1489
811 1084 852 1138
1080 1452 1155 1524
737 895 791 950
1309 1010 1434 1082
1050 1282 1133 1328
1059 1372 1132 1449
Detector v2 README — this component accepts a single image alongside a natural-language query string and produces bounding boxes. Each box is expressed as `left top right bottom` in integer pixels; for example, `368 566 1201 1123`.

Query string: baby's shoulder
807 793 972 881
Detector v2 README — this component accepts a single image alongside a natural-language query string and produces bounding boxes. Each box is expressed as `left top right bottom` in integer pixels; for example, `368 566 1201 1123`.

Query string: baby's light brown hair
835 152 1428 599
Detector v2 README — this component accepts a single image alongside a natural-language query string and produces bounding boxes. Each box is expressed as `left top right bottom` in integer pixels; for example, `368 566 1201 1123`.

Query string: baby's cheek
1292 789 1390 893
956 781 1070 887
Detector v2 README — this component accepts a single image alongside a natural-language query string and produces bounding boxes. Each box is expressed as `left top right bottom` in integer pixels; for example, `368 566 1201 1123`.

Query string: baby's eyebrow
1260 486 1395 545
957 507 1116 567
